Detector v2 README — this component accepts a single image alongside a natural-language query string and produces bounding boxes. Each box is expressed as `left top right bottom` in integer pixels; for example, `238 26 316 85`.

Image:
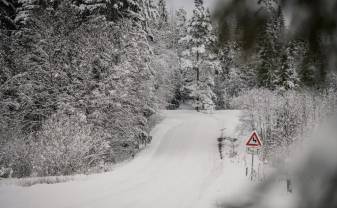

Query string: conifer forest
0 1 337 208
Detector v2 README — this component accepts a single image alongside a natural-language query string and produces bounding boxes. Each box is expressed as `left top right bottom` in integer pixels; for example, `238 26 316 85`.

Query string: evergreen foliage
0 0 336 178
157 0 168 26
179 0 218 111
0 0 181 177
0 0 17 30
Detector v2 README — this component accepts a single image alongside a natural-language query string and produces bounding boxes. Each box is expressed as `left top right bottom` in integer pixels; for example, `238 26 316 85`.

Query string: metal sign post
250 152 254 181
245 131 263 181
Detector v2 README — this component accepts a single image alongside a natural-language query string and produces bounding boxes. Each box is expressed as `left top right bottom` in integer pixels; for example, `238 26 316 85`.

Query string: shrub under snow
231 88 337 162
31 112 108 176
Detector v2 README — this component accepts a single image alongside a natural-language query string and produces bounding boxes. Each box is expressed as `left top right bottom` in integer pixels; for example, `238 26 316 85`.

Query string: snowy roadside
0 112 179 188
0 110 241 208
0 110 296 208
0 174 88 187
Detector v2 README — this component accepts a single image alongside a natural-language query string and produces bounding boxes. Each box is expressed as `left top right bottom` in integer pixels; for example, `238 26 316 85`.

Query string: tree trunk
196 51 200 112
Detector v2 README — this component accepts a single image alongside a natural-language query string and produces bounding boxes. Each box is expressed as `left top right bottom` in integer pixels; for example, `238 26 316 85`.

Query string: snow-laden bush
231 88 337 161
0 136 33 178
31 112 108 176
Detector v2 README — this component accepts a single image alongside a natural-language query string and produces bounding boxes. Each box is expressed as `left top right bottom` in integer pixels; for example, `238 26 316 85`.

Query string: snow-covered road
0 110 249 208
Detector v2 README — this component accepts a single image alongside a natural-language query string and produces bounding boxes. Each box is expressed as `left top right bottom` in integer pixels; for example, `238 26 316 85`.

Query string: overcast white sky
166 0 218 15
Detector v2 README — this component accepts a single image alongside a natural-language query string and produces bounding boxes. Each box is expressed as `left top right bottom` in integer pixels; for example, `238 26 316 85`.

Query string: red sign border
245 131 262 148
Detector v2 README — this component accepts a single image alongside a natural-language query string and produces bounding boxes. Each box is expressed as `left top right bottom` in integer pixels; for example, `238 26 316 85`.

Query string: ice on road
0 110 249 208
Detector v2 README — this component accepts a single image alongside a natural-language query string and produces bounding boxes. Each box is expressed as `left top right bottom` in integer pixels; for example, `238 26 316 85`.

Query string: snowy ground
0 110 270 208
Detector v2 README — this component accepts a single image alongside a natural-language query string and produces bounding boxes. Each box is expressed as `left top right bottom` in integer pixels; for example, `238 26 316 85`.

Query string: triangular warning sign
246 131 262 147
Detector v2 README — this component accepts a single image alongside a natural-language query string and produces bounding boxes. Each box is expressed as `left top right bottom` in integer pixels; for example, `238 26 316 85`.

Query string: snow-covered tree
0 1 166 175
256 6 285 90
175 8 187 28
157 0 168 27
214 39 258 109
174 8 188 54
15 0 41 24
275 41 301 90
298 41 326 89
141 0 159 21
194 0 203 7
179 1 218 111
0 0 18 30
71 0 142 21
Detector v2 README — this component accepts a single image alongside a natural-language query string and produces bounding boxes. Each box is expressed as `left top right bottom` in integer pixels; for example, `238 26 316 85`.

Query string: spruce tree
256 6 285 90
15 0 41 24
179 1 218 111
256 23 275 89
142 0 159 21
157 0 168 27
194 0 203 7
298 39 327 89
175 8 188 55
176 8 187 27
276 41 300 90
0 0 18 30
72 0 141 21
299 51 317 88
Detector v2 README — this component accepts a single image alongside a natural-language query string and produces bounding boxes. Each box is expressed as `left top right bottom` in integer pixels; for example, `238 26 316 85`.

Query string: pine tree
299 50 317 88
138 0 160 37
215 37 258 109
298 39 327 89
74 0 141 21
76 0 107 15
176 8 187 28
276 51 297 90
15 0 75 25
141 0 159 21
15 0 41 24
256 6 285 90
0 4 81 133
0 0 18 30
157 0 168 27
179 1 218 111
194 0 203 7
215 41 238 108
175 8 187 55
275 41 300 90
